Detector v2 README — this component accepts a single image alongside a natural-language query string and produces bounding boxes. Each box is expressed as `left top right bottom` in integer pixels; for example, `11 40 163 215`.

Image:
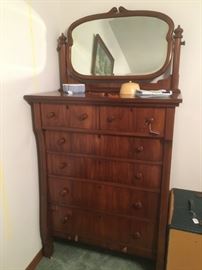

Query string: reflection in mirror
71 17 169 76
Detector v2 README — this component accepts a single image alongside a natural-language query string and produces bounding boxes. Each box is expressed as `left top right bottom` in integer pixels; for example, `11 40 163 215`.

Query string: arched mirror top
58 7 184 92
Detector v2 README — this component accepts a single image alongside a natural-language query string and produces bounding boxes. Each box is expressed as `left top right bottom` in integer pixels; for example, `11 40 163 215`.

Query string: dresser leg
42 239 54 257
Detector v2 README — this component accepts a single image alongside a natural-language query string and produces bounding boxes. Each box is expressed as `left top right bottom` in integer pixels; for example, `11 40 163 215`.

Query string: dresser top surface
24 90 182 107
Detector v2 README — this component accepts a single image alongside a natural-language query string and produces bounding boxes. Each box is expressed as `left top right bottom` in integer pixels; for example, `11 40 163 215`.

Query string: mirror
58 7 184 92
71 16 170 76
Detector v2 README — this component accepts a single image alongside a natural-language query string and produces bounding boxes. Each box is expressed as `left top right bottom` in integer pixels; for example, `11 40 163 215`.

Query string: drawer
98 160 161 189
45 131 71 152
100 135 163 161
100 106 165 135
50 206 157 251
41 104 96 129
47 154 162 189
45 131 98 154
47 154 98 179
45 132 162 161
48 178 159 220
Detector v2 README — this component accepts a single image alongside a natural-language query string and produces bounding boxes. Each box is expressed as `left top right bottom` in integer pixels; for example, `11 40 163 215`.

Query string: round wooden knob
62 215 70 224
107 116 115 123
47 112 55 118
133 201 143 209
136 146 144 153
60 188 69 197
79 113 88 121
135 172 143 180
132 232 142 239
58 138 66 145
59 162 68 169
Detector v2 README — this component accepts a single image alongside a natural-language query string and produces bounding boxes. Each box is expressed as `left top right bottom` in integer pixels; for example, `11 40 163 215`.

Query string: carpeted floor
36 241 155 270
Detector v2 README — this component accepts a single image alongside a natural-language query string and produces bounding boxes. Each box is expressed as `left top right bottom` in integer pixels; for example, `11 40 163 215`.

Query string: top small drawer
41 104 96 129
100 106 165 136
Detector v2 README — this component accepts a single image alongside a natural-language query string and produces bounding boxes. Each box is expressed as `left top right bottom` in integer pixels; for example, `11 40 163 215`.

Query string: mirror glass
71 17 169 76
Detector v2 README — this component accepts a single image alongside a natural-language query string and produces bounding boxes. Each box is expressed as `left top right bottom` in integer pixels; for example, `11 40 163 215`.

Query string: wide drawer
100 106 165 135
41 104 96 129
48 177 159 220
50 206 157 252
47 153 162 189
45 131 163 162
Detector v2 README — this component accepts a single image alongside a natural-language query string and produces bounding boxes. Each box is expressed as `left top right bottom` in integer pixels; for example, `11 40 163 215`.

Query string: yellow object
120 81 140 97
166 190 202 270
166 229 202 270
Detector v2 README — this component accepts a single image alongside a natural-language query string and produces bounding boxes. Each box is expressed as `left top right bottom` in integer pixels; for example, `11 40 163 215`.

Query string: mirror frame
57 7 184 92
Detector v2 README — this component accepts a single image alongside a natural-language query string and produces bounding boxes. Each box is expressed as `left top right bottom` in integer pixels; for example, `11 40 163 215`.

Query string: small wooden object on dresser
24 7 184 270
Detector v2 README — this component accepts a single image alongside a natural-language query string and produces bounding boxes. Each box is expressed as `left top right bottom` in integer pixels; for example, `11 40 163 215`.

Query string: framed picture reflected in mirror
91 34 114 76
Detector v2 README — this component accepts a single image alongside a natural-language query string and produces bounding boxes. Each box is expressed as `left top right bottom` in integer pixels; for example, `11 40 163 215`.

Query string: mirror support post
57 33 68 90
171 25 185 92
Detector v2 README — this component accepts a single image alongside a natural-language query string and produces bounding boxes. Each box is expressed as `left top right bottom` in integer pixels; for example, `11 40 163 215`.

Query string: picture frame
91 34 114 76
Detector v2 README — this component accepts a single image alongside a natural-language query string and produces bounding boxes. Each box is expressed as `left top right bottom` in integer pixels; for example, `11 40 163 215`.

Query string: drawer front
41 104 96 129
100 106 165 135
47 154 98 179
50 206 157 251
100 135 163 161
48 155 161 189
69 105 96 129
45 131 71 152
98 160 162 189
45 131 98 154
41 104 68 127
46 132 162 162
48 178 159 220
48 178 72 205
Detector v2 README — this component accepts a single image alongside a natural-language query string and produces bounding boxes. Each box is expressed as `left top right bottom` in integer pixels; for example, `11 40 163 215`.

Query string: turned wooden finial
57 33 67 51
174 25 185 46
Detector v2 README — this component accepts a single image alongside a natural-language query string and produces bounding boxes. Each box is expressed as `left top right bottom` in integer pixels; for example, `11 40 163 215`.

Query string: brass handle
59 162 68 169
79 113 88 121
107 116 115 123
136 146 144 153
57 137 66 145
135 172 143 180
132 232 142 239
132 201 143 209
47 112 55 118
60 188 69 197
145 117 160 136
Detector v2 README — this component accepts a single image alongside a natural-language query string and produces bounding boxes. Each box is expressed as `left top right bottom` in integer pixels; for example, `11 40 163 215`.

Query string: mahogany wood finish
24 6 184 270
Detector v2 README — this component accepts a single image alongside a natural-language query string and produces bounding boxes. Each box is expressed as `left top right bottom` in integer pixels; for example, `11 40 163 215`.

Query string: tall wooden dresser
24 7 184 270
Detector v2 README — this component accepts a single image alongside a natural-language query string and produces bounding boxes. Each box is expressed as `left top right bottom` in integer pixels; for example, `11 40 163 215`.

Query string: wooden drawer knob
136 146 144 153
79 113 88 121
135 172 143 180
60 188 69 197
107 116 115 123
62 215 70 224
132 201 143 209
59 162 68 169
122 246 128 253
57 138 66 145
47 112 55 118
132 232 142 239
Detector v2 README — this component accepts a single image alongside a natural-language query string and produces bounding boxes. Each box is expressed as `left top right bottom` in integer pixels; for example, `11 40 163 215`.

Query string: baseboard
25 249 43 270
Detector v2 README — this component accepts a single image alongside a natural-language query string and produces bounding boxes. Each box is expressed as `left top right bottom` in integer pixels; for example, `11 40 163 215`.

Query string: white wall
0 0 201 269
0 1 61 269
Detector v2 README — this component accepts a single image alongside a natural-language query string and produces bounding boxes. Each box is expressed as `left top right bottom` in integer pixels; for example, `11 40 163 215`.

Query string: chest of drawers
24 92 182 270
